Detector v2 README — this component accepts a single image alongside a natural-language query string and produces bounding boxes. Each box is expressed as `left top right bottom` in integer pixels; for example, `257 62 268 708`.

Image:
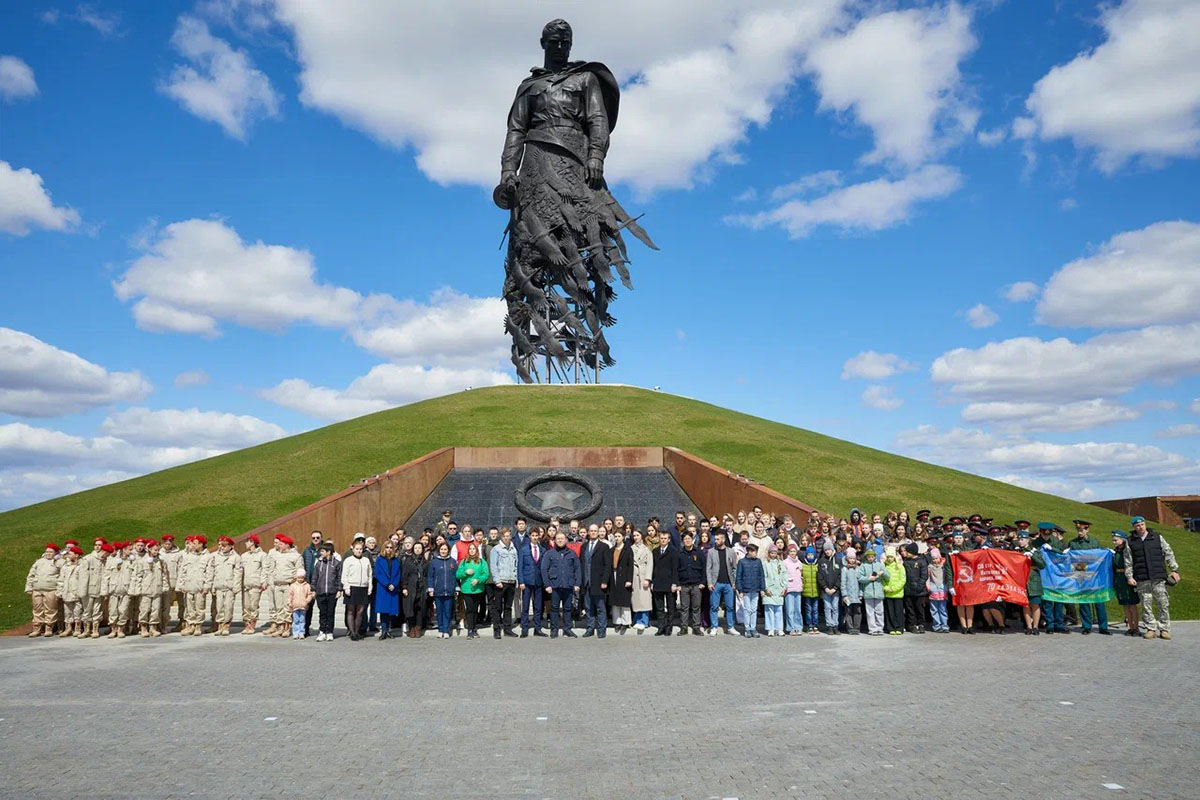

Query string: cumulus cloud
1155 423 1200 439
727 163 963 238
1193 398 1200 414
0 327 152 417
769 170 843 201
991 474 1095 502
173 369 210 388
113 218 364 335
841 350 916 380
930 323 1200 402
961 399 1140 433
259 364 514 421
351 289 508 367
1037 220 1200 328
1003 281 1039 302
964 303 998 328
0 56 38 101
0 160 81 236
861 384 902 411
1025 0 1200 171
99 406 286 449
976 127 1005 147
896 423 1200 493
803 2 978 167
160 15 281 140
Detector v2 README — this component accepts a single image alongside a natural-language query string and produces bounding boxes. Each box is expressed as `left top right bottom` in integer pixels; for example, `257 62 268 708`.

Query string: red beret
45 543 60 551
218 536 235 546
160 534 175 541
68 545 83 555
65 539 79 546
247 534 260 545
196 535 208 546
100 544 115 553
93 537 107 544
146 540 160 548
276 534 293 546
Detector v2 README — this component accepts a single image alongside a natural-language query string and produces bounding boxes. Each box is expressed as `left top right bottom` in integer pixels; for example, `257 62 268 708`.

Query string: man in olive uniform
266 534 302 637
240 534 269 634
1066 519 1109 634
1038 522 1070 634
25 543 62 637
100 543 124 637
158 534 184 633
1125 516 1181 639
177 536 213 636
209 536 243 636
110 542 136 637
132 540 168 637
78 539 108 638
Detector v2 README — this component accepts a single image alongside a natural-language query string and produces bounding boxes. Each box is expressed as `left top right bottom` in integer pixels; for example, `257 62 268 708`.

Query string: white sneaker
706 629 716 637
316 632 325 641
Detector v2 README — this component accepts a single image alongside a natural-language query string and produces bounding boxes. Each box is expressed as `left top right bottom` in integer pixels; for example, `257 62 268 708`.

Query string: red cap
196 535 208 546
248 534 260 545
276 534 293 546
218 536 235 546
160 534 175 541
45 543 60 551
93 537 107 545
68 545 83 555
64 539 79 546
147 540 160 549
100 544 115 553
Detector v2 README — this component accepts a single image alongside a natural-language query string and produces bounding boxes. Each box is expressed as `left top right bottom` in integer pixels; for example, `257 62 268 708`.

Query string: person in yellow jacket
240 534 269 634
130 540 168 637
77 539 108 638
158 534 184 634
881 545 907 635
209 536 243 636
176 536 213 635
265 534 302 637
56 546 86 638
25 543 62 637
101 543 129 637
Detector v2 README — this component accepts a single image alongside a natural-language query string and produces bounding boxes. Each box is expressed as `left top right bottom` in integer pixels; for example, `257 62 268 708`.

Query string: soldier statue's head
540 18 572 69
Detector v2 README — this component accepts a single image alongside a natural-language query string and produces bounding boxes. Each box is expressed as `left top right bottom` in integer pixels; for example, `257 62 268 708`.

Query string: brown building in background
1089 495 1200 531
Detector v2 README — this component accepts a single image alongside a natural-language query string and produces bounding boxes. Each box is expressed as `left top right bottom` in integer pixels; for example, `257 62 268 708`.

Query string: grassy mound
1 385 1193 629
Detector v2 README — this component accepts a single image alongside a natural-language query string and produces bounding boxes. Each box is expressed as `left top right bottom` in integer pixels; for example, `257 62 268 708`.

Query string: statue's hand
586 159 604 189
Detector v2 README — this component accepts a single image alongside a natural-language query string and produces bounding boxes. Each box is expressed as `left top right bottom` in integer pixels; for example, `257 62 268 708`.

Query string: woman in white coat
630 529 654 633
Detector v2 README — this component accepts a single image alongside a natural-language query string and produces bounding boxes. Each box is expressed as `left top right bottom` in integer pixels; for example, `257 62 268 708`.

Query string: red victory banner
951 549 1031 607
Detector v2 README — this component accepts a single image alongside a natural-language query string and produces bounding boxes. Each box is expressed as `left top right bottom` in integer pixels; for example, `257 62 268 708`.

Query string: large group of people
23 506 1182 642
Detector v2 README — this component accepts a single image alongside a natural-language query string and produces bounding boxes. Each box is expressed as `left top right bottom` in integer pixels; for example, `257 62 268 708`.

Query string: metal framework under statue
494 18 657 384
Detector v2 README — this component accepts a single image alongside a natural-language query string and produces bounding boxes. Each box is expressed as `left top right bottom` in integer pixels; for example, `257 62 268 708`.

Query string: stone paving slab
0 623 1196 799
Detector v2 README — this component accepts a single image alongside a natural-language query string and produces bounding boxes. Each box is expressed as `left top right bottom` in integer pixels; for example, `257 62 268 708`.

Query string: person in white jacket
341 539 373 641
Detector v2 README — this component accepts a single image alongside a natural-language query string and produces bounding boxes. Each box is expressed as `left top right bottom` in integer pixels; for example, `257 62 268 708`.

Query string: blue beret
1130 516 1145 525
1037 522 1055 531
1111 529 1128 539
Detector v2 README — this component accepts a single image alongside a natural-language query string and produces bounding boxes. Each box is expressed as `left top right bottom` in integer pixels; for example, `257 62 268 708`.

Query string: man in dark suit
580 524 611 638
516 528 547 637
652 534 680 636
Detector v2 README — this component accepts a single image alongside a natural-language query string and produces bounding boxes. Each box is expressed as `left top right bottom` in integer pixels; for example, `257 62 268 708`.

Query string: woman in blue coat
373 540 402 640
426 542 459 639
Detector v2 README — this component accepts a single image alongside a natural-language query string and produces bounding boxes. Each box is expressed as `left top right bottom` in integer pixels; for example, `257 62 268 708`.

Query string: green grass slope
1 385 1193 630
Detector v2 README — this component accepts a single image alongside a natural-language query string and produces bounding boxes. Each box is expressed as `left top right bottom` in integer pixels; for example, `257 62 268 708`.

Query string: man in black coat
676 530 705 635
651 535 680 636
580 524 611 638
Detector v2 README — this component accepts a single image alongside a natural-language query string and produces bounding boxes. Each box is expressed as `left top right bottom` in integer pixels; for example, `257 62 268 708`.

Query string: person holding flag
1037 523 1069 634
1067 519 1110 635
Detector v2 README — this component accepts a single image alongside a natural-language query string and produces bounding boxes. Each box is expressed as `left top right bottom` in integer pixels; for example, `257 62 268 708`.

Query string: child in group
761 545 787 636
800 546 820 634
881 546 907 635
734 542 765 638
926 548 950 633
288 569 315 640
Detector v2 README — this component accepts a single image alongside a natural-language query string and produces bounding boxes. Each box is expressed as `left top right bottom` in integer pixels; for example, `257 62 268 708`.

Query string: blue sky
2 0 1199 511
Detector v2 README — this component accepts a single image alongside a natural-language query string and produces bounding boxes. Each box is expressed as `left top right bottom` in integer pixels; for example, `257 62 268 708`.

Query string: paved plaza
0 622 1196 799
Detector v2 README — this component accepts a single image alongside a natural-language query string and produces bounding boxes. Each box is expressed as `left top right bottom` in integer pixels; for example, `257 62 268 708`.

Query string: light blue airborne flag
1040 549 1114 604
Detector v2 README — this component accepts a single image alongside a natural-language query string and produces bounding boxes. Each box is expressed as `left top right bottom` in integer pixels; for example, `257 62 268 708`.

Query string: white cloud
73 4 121 36
1025 0 1200 171
896 423 1200 491
0 327 151 417
270 1 852 192
961 399 1140 433
113 218 364 335
0 422 224 473
861 384 902 411
841 350 916 380
0 160 81 236
1192 398 1200 414
991 474 1096 502
965 302 998 328
1059 198 1078 211
1037 220 1200 327
769 170 842 201
804 2 978 167
1155 423 1200 439
99 406 286 449
1003 281 1039 302
173 369 210 388
160 15 280 140
931 323 1200 402
1011 116 1037 139
351 289 508 367
0 469 139 511
976 127 1005 147
259 364 515 421
0 56 38 101
728 163 963 238
733 188 758 203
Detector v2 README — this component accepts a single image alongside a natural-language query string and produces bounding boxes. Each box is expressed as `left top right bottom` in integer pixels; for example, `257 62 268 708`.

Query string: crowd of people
23 506 1181 642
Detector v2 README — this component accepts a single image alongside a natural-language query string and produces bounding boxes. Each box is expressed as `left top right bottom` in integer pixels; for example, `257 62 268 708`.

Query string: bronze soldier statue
495 19 657 383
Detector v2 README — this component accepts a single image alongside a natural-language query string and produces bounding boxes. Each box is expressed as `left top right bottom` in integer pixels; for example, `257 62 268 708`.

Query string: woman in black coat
401 542 429 637
608 535 634 634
